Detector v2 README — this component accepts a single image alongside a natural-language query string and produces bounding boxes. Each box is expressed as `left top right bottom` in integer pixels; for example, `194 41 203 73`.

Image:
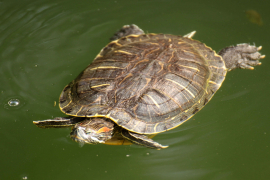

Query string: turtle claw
219 44 265 71
184 31 196 38
260 55 266 59
239 63 254 70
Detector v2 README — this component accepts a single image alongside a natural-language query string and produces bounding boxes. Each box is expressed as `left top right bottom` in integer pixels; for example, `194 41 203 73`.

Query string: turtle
33 24 265 149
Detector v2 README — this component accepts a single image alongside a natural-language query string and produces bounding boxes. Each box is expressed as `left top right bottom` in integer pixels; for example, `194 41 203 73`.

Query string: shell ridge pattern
60 34 227 134
107 35 209 133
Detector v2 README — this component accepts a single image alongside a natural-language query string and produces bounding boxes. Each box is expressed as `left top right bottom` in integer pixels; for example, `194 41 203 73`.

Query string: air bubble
8 99 20 106
4 97 25 110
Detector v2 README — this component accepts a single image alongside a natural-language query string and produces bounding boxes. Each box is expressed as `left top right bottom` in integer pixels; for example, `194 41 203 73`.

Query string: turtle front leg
218 44 265 71
33 117 84 128
110 24 144 41
121 129 168 150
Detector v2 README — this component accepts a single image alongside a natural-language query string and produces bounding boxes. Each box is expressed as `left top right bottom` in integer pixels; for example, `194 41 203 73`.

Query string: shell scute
60 34 226 134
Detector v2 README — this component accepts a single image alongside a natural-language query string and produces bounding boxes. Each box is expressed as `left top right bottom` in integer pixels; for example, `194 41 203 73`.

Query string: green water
1 0 270 179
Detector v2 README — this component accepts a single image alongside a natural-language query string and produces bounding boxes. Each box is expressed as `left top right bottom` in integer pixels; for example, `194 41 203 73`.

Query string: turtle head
70 118 114 146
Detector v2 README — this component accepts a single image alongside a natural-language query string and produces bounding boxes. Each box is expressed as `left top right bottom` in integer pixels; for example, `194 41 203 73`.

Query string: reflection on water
220 90 249 101
8 99 20 106
245 10 263 26
3 96 25 110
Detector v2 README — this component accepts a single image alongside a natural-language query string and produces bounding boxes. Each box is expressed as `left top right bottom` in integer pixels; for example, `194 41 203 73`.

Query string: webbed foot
110 24 144 41
121 129 168 150
219 43 265 71
33 117 84 128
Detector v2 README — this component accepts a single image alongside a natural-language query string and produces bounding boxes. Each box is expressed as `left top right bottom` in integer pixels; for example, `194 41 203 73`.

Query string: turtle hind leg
110 24 145 41
121 129 168 150
218 43 265 71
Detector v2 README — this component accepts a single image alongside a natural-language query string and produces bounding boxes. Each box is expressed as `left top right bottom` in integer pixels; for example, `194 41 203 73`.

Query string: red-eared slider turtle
33 24 265 149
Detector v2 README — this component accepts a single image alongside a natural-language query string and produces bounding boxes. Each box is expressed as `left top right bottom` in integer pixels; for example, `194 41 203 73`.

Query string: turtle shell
59 33 227 134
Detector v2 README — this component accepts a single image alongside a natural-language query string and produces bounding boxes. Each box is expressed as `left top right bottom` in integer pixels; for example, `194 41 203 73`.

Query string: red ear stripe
97 127 112 133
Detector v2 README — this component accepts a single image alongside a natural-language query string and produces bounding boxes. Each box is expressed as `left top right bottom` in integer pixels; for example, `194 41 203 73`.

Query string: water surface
1 0 269 179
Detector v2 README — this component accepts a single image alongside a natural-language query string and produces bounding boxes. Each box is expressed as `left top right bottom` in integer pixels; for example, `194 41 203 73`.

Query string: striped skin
59 34 227 134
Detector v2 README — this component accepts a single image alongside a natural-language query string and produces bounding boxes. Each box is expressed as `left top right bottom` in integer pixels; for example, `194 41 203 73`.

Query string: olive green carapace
59 34 226 134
